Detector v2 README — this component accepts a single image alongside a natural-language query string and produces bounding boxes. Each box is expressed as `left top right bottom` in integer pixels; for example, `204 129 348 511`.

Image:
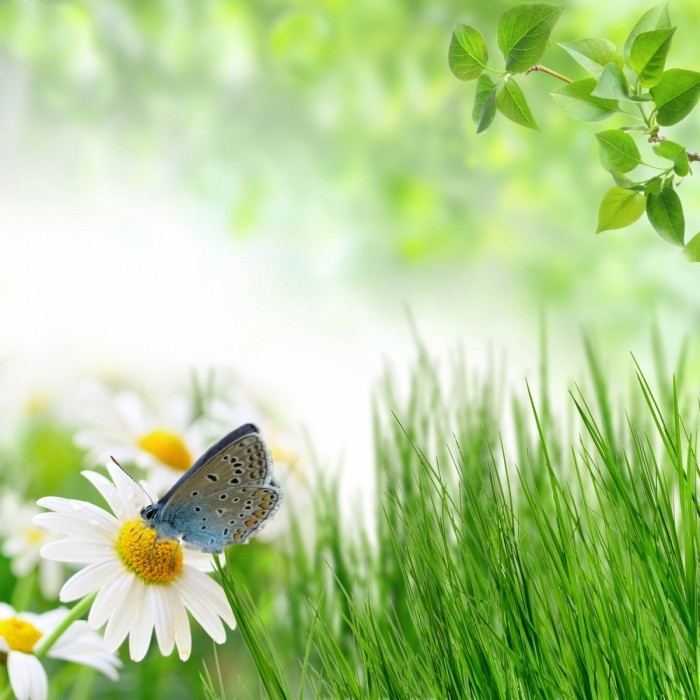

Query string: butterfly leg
169 540 182 572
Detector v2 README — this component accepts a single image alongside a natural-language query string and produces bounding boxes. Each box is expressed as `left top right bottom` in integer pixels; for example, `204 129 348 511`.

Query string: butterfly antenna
109 456 153 504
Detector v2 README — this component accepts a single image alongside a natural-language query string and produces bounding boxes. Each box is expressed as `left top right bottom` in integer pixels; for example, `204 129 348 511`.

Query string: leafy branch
449 2 700 259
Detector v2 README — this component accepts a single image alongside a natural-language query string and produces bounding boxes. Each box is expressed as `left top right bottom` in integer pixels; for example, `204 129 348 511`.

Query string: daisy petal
103 580 143 652
180 566 236 629
174 572 226 643
150 585 175 656
167 586 192 661
129 590 154 661
0 602 16 619
33 608 68 635
38 560 63 599
81 470 133 522
104 459 150 517
8 651 48 700
47 619 90 649
60 560 123 602
34 514 114 546
183 548 218 572
35 498 119 537
40 539 113 563
47 622 122 680
57 652 122 681
88 574 135 630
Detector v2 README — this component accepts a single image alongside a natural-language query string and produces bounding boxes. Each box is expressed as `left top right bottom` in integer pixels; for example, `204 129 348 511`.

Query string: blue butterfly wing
155 424 283 552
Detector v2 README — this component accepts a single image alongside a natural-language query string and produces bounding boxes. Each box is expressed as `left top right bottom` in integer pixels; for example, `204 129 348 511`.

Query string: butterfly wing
180 484 282 552
156 424 283 552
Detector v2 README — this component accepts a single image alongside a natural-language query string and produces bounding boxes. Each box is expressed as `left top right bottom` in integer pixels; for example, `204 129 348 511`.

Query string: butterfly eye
143 507 156 520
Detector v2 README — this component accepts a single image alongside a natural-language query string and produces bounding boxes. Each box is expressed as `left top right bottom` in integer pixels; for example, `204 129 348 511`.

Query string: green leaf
449 24 489 81
558 38 622 79
596 186 645 232
653 140 690 176
472 74 498 133
646 187 684 245
610 171 646 191
595 130 642 173
684 232 700 261
496 78 538 129
592 63 630 100
497 3 564 73
644 178 663 196
629 27 675 87
551 78 619 121
649 69 700 125
623 3 671 66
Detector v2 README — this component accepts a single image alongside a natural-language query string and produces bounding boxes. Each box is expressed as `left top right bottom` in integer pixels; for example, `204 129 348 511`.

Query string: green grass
217 340 699 698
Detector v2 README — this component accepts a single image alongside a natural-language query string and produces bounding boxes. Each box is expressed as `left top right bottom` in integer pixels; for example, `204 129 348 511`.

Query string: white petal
34 498 119 539
104 459 149 517
173 571 226 643
56 651 122 681
46 619 88 649
0 602 16 619
88 574 134 630
33 608 68 635
60 560 123 602
0 637 8 653
49 623 122 680
34 514 113 546
182 548 218 572
103 579 143 653
128 589 154 661
8 651 48 700
113 391 148 434
167 586 191 661
81 471 129 521
38 560 63 599
182 567 235 629
11 551 38 578
149 585 175 656
40 538 113 564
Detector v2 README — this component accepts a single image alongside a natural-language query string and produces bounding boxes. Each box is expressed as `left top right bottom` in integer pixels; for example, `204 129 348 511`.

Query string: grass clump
219 341 699 698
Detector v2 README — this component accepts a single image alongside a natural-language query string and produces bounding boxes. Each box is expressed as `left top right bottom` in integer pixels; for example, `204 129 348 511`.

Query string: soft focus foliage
1 0 700 333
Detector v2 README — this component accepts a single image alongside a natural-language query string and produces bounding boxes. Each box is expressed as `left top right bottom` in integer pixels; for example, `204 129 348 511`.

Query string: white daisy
0 603 121 700
0 491 64 599
33 460 235 661
73 382 210 497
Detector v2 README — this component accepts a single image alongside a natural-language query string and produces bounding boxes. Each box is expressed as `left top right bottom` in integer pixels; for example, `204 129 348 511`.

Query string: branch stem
525 64 572 83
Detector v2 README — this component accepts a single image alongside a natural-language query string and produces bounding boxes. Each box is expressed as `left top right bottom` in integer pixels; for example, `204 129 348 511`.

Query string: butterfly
139 423 283 553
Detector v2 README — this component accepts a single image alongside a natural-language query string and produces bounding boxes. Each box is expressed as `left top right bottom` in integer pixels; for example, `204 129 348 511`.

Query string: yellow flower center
0 617 42 653
22 526 46 546
137 429 192 471
115 519 183 584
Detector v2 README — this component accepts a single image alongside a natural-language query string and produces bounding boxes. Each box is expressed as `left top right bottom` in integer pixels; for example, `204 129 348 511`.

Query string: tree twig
525 64 572 83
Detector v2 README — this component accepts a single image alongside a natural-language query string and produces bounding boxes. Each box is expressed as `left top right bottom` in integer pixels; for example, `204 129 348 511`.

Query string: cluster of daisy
0 381 299 700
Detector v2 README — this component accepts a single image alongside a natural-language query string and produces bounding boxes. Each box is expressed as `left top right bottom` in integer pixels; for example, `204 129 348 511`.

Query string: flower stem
34 594 96 660
0 667 11 700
